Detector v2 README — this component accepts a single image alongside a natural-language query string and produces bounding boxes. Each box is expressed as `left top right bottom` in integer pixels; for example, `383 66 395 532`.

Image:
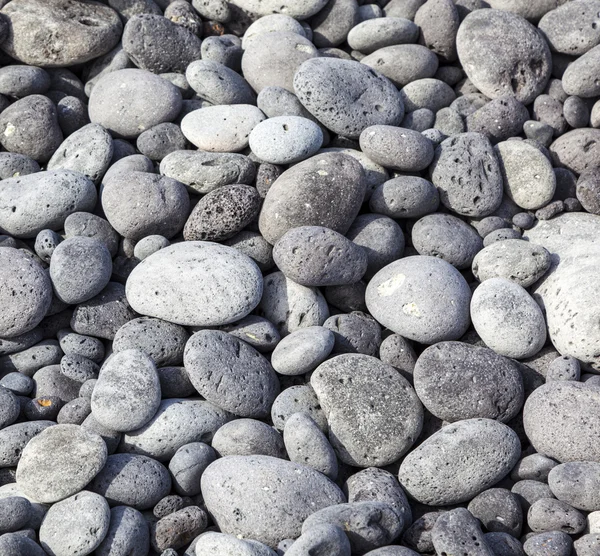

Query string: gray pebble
136 123 187 162
39 491 110 556
89 69 182 139
201 34 242 70
361 44 438 88
23 396 62 421
0 153 40 180
414 0 459 61
64 211 119 258
57 95 91 136
378 334 417 380
398 418 521 505
120 398 231 462
414 341 524 422
0 496 31 534
533 94 568 137
57 329 105 364
369 176 439 219
548 461 600 512
184 330 279 418
574 534 600 556
194 531 278 556
311 353 423 466
512 454 559 482
259 152 366 244
169 442 216 497
71 282 137 340
563 44 600 98
432 508 494 556
81 413 121 455
91 349 161 432
183 184 260 242
219 315 280 353
286 523 350 556
471 277 547 359
546 355 581 382
157 367 195 398
485 532 526 556
0 421 54 468
0 65 50 98
57 397 92 425
186 59 255 105
151 506 207 552
411 213 482 269
271 384 328 433
242 14 307 50
271 326 334 376
284 412 337 479
512 480 556 512
89 453 171 510
0 170 96 239
348 17 419 54
181 104 265 152
399 78 456 112
0 248 51 338
550 128 600 174
212 419 285 459
323 311 382 356
468 488 523 537
483 227 523 246
366 255 472 344
456 9 551 104
79 379 97 400
34 229 61 264
528 497 586 534
12 344 66 382
563 95 590 128
401 107 436 132
133 235 169 260
16 424 107 503
359 125 433 171
309 0 358 48
201 455 345 548
524 120 555 147
0 372 33 396
96 505 150 556
294 57 404 138
434 106 466 135
466 96 530 144
523 531 572 556
325 281 368 313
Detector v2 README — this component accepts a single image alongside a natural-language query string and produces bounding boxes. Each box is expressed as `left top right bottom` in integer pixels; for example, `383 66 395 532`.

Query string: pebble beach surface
0 1 599 555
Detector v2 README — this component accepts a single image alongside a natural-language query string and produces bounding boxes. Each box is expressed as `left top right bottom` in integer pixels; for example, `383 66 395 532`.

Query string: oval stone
126 242 263 327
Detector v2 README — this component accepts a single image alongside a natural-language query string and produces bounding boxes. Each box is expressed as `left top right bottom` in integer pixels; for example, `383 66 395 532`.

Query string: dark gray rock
527 497 586 534
271 384 328 432
136 123 188 162
468 488 523 537
466 96 530 144
169 442 216 497
414 0 459 61
548 461 600 511
523 531 572 556
369 176 439 219
212 419 285 459
96 505 150 556
151 506 207 552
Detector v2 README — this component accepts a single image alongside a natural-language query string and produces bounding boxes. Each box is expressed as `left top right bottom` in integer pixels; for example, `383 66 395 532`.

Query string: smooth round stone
369 176 439 219
0 0 122 67
360 44 439 88
102 171 189 241
0 248 51 338
47 124 113 184
89 453 171 510
184 330 279 418
359 126 433 171
273 226 367 287
242 32 318 94
401 108 435 132
228 0 327 18
309 0 357 48
183 184 260 242
429 132 504 217
0 533 47 556
259 152 366 245
256 271 330 336
484 532 526 556
414 341 524 423
186 60 255 105
33 363 81 403
414 0 459 60
57 397 92 425
466 96 530 144
511 454 559 483
113 317 188 367
456 9 552 104
2 340 63 378
294 58 404 139
220 315 280 353
123 14 202 74
471 277 547 359
242 14 307 49
60 354 100 384
58 330 104 364
348 17 419 54
181 105 265 153
271 385 328 432
495 141 556 210
0 65 50 98
160 150 255 195
0 170 96 239
0 372 34 395
539 1 600 56
50 237 112 305
0 421 55 470
119 398 231 462
528 497 586 534
302 502 402 554
212 419 285 459
524 382 600 463
431 508 493 556
151 505 207 552
89 69 182 139
563 45 600 97
472 239 551 288
411 214 482 269
16 424 107 503
468 488 523 537
323 311 381 356
366 256 472 344
574 534 600 556
34 229 61 264
523 531 572 556
311 354 423 467
169 442 216 497
126 242 262 327
96 506 149 556
286 524 350 556
549 462 600 511
39 491 110 556
91 349 160 433
201 455 345 548
399 78 456 112
271 326 334 375
249 116 323 164
194 532 278 556
550 128 600 177
64 212 119 257
135 123 188 162
132 235 169 260
156 366 194 399
0 495 31 533
0 152 40 180
398 418 521 505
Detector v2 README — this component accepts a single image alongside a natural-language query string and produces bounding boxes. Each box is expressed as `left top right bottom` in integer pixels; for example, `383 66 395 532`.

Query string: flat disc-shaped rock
126 242 263 327
258 152 366 245
16 424 107 503
0 0 122 67
91 349 161 432
456 8 551 104
273 226 368 287
0 248 52 338
365 256 472 344
398 418 521 505
184 330 279 418
294 58 404 139
311 354 423 467
201 455 345 548
524 381 600 463
413 341 524 423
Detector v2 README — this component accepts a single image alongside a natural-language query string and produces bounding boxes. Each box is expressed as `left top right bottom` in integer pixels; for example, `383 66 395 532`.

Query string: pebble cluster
0 0 599 555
